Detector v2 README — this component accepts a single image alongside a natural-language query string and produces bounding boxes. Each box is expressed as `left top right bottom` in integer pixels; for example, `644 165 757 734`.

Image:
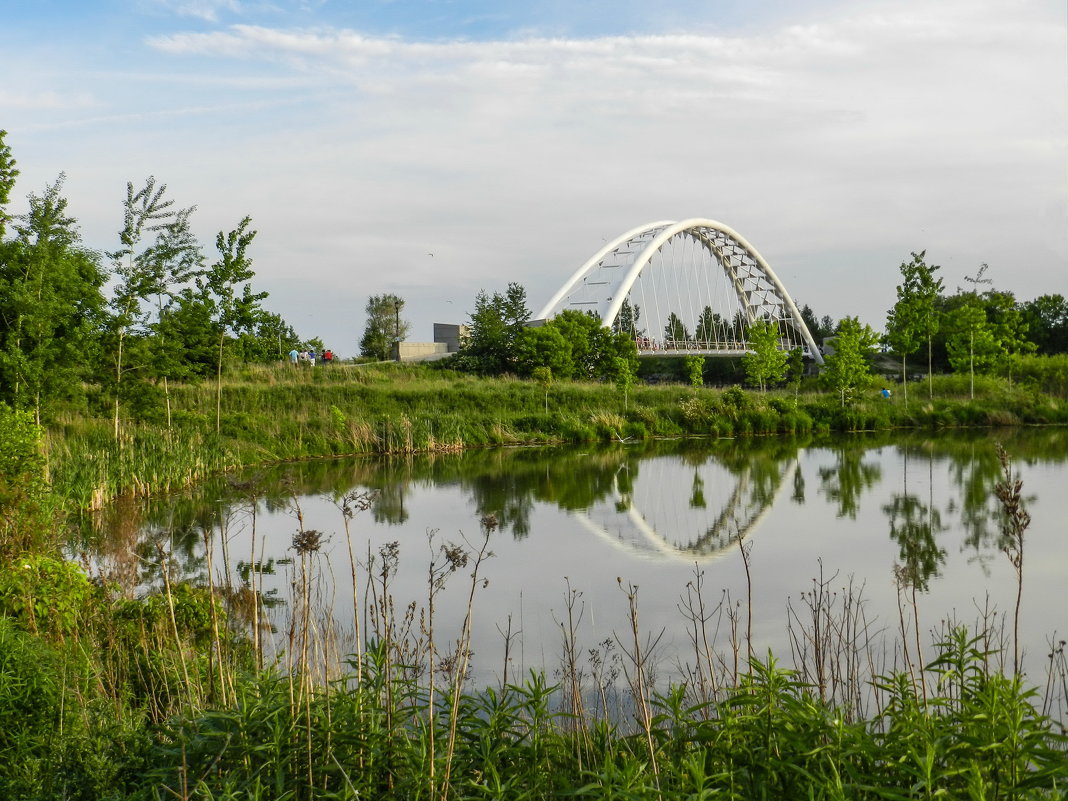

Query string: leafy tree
531 366 553 413
0 130 17 239
550 311 604 378
154 288 217 379
598 329 639 384
611 298 642 338
234 310 302 363
821 317 878 406
0 176 106 422
685 355 705 391
457 283 530 374
798 303 836 343
695 306 726 344
612 355 638 410
885 251 943 406
742 318 788 392
203 216 265 433
664 312 689 345
786 347 806 395
983 290 1033 363
143 204 203 427
945 300 1001 398
513 324 573 379
1020 294 1068 355
106 177 183 439
0 404 53 561
360 294 409 361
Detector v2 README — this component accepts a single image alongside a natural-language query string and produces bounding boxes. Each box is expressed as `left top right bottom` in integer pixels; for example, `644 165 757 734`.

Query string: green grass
44 362 1068 508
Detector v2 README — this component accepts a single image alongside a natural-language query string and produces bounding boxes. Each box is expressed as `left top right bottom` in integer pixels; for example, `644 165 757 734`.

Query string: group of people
288 348 336 366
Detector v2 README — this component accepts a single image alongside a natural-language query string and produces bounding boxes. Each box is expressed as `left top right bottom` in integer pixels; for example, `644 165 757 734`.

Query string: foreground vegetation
4 615 1064 800
3 479 1068 799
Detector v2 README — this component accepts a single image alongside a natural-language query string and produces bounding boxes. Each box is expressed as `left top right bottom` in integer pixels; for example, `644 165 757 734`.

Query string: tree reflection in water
75 428 1068 685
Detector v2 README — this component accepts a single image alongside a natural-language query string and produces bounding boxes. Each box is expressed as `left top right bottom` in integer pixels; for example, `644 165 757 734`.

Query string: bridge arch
536 219 823 364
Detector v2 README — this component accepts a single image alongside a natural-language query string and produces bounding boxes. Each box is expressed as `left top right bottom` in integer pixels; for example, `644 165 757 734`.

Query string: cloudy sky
3 0 1065 355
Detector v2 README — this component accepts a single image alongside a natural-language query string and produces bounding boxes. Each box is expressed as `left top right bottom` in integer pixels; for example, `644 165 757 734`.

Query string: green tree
664 312 689 346
203 216 265 433
1020 294 1068 355
598 329 639 384
945 300 1001 398
786 347 805 397
457 283 530 375
531 366 553 413
685 355 705 391
359 294 409 361
106 177 184 439
821 316 878 406
797 303 836 343
0 176 106 423
611 298 642 339
142 204 203 428
0 403 53 561
983 290 1034 366
0 131 17 239
513 324 573 379
154 288 217 379
550 310 604 378
234 310 302 363
695 306 725 344
885 251 943 405
611 355 638 411
742 318 788 392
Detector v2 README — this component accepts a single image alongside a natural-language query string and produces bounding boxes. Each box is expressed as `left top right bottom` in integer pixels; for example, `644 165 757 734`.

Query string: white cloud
149 0 244 23
0 90 97 111
5 0 1065 353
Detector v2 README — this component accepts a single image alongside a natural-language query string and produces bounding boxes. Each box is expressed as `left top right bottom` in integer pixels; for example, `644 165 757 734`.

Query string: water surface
84 428 1068 691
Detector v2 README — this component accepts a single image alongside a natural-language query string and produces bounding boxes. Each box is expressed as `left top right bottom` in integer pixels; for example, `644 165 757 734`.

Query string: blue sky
2 0 1065 355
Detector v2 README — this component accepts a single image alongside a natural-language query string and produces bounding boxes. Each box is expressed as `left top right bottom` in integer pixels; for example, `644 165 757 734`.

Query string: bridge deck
635 337 815 358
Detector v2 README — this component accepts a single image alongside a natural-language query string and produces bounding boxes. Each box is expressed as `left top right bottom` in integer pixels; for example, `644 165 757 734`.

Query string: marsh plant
128 473 1065 801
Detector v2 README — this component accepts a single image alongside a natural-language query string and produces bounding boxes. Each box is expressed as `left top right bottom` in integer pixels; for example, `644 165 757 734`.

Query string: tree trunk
901 353 908 410
927 336 934 400
216 330 225 435
114 327 125 441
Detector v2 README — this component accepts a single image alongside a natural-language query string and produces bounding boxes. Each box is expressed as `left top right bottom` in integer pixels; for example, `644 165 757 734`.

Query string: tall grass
45 362 1068 509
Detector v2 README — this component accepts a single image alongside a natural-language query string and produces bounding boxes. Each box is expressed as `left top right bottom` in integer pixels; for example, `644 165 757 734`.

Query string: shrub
720 385 752 412
0 556 94 639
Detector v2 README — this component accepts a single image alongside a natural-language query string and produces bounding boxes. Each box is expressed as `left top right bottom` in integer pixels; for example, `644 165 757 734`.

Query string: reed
2 543 1066 799
42 361 1068 509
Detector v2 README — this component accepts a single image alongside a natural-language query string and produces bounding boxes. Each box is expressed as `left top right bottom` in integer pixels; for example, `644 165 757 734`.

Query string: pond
82 427 1068 710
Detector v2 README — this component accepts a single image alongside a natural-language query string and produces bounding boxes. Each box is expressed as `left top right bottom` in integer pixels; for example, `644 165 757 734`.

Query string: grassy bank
47 361 1068 508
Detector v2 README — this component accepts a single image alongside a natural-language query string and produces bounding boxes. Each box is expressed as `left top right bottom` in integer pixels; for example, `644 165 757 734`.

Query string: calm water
84 427 1068 688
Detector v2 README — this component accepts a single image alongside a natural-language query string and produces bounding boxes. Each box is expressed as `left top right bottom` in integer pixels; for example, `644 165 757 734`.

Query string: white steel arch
536 218 824 364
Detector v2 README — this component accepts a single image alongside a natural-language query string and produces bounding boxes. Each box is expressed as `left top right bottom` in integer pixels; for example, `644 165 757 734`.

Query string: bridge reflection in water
574 454 797 562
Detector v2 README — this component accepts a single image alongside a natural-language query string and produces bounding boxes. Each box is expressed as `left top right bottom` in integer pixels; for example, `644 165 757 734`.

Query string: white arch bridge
535 219 823 364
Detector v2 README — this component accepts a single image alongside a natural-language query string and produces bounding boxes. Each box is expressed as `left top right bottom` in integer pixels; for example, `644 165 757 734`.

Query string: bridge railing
634 337 814 358
636 337 750 352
